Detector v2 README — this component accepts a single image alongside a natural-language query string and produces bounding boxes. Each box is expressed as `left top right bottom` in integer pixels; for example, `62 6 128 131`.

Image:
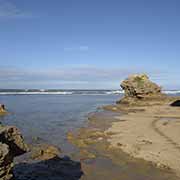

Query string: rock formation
30 144 61 161
0 143 13 180
121 74 162 98
0 104 7 115
0 126 28 180
117 74 167 105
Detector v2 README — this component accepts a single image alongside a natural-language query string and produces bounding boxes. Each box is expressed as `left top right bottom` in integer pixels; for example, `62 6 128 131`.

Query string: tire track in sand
151 119 180 152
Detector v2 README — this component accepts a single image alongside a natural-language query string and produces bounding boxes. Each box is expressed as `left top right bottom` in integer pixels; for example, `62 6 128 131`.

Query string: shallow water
0 94 179 180
78 111 180 180
0 94 119 153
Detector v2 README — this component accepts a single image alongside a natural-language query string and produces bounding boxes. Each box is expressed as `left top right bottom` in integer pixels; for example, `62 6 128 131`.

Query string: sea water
0 93 119 153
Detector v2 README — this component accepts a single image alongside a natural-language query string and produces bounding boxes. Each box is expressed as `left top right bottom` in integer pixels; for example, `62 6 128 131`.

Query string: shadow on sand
14 156 83 180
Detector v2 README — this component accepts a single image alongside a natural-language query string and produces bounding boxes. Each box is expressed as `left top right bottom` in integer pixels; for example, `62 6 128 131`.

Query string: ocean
0 91 120 154
0 89 179 152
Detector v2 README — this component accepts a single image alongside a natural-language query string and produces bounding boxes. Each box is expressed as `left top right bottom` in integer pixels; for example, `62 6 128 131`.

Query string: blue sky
0 0 180 89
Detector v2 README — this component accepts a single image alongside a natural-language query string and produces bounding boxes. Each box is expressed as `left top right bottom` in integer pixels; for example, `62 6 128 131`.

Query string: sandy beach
106 103 180 176
67 74 180 179
67 102 180 179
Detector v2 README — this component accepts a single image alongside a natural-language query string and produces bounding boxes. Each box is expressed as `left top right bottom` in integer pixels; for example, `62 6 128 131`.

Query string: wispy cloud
79 46 89 51
64 46 89 52
0 0 32 18
0 66 171 89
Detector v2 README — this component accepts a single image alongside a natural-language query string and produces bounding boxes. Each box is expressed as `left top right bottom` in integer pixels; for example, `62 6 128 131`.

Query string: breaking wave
0 89 179 95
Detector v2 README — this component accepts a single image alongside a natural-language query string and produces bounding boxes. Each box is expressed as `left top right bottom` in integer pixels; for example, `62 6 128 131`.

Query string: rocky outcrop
30 144 61 161
0 126 28 180
117 74 167 105
0 143 13 180
121 74 162 98
0 104 7 115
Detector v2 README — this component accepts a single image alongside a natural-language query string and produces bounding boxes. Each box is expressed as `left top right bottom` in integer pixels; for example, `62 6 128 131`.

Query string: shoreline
67 100 180 179
2 73 180 179
104 101 180 177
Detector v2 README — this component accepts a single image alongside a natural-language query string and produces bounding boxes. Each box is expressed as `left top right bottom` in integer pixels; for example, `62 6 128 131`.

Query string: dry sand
106 104 180 176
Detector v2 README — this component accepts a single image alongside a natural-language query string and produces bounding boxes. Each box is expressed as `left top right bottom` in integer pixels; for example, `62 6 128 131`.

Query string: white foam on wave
163 90 180 94
0 90 180 95
105 90 124 95
0 91 73 95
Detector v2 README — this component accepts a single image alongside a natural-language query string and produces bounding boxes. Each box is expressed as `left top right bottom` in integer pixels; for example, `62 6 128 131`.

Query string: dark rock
170 100 180 107
0 126 29 156
14 156 83 180
0 126 28 180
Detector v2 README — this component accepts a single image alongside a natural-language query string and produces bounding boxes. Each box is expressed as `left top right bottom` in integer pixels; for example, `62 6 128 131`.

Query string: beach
67 104 180 180
67 75 180 179
1 78 180 179
106 103 180 176
1 0 180 179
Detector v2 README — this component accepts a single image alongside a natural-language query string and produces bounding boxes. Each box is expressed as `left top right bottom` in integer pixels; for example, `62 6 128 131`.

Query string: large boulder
121 74 162 98
0 126 28 180
0 126 28 156
117 74 166 105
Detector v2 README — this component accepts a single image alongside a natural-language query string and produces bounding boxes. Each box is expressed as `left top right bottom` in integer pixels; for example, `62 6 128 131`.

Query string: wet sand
105 103 180 177
68 109 180 180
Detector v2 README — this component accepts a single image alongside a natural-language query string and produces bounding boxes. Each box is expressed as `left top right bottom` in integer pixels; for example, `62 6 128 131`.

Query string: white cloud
0 0 31 18
0 66 170 89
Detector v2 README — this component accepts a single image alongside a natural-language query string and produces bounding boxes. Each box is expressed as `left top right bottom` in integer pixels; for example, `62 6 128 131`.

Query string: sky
0 0 180 89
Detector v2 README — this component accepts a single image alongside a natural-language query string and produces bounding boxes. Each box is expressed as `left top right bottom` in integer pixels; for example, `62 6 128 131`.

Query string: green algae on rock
117 74 178 106
30 144 61 161
67 110 180 180
121 74 162 98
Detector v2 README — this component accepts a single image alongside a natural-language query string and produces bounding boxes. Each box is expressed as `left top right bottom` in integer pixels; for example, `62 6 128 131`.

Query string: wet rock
67 132 87 148
14 156 83 180
117 74 166 105
0 143 13 180
170 100 180 107
79 149 96 160
0 126 28 180
0 104 7 115
0 126 29 156
67 132 74 141
67 130 107 149
86 131 106 139
30 144 61 161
